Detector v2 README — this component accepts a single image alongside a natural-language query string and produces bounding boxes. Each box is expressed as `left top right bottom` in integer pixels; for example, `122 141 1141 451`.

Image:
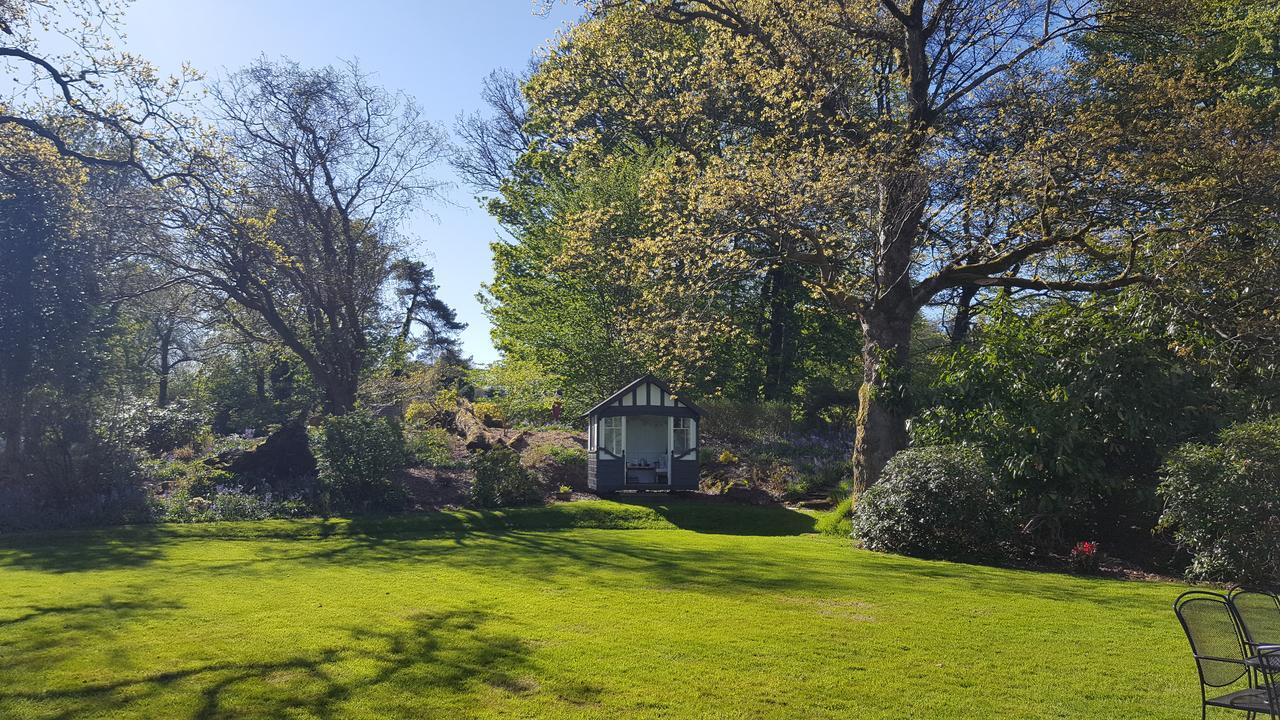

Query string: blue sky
121 0 583 364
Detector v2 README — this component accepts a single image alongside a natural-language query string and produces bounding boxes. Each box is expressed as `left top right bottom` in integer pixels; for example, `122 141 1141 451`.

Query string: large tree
516 0 1276 488
166 58 448 414
458 65 864 407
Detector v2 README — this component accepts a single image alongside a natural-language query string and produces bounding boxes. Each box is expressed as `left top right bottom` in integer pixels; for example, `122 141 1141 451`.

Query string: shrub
0 440 152 530
156 484 309 523
851 445 1012 560
311 410 407 512
144 458 233 498
1070 541 1101 573
522 443 586 467
914 297 1223 543
521 443 587 491
406 426 458 467
112 399 206 455
472 401 506 428
470 447 543 508
1157 417 1280 584
544 445 587 465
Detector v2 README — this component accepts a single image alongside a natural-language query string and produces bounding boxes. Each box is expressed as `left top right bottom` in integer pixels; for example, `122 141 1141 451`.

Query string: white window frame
672 416 695 456
601 416 624 457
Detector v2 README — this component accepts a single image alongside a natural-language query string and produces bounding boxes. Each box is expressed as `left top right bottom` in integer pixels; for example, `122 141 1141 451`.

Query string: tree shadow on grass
0 591 187 682
604 494 817 536
0 529 170 573
0 496 812 575
0 607 554 720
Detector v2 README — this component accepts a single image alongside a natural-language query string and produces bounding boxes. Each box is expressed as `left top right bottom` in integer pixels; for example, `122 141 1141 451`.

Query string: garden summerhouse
583 375 702 492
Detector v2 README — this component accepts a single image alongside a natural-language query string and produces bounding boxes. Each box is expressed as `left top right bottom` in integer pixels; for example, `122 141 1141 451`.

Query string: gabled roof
582 374 704 418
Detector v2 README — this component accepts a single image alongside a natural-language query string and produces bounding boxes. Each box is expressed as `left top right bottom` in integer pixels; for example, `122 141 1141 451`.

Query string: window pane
673 417 692 454
602 417 623 455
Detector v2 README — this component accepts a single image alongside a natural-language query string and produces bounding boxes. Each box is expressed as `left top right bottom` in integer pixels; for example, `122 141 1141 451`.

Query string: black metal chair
1175 590 1280 719
1231 588 1280 655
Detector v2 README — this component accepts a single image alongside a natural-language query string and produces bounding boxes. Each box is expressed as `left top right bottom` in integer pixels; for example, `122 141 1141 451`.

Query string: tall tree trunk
852 308 913 491
852 172 926 491
762 264 798 402
324 378 358 415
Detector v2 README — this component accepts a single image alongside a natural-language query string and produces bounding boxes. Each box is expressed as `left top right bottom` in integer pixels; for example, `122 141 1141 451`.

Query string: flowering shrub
1070 541 1101 573
156 484 309 523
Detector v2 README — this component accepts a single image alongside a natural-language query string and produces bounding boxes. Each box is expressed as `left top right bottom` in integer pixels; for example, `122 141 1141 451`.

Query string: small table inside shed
625 463 668 485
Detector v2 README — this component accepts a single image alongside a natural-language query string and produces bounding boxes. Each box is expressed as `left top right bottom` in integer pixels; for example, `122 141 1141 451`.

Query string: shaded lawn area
0 499 1196 719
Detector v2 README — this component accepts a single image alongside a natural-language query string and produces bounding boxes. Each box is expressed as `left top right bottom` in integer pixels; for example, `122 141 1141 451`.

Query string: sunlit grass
0 499 1196 719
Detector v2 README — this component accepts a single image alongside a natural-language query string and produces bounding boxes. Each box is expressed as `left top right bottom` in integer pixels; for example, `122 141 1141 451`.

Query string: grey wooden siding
671 459 699 490
589 456 626 492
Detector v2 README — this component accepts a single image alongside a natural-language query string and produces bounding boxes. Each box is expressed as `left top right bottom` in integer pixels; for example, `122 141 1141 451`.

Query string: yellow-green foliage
467 359 566 423
405 388 460 427
471 401 505 428
406 426 457 468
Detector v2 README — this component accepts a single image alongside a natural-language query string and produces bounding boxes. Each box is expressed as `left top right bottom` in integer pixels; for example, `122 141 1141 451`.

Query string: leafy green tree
0 129 95 464
459 60 863 409
915 296 1226 543
512 0 1278 491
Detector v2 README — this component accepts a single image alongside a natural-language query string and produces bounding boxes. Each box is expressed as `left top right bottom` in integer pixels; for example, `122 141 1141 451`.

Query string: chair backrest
1174 590 1248 688
1229 587 1280 649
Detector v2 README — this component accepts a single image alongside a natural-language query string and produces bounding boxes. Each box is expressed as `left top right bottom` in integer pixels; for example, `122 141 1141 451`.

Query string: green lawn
0 499 1198 719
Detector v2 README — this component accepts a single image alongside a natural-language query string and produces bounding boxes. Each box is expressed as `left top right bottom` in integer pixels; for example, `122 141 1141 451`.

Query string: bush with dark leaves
852 445 1013 560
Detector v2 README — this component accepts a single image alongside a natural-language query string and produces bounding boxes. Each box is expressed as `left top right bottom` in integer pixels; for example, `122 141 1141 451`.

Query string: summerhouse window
601 416 624 456
673 417 694 454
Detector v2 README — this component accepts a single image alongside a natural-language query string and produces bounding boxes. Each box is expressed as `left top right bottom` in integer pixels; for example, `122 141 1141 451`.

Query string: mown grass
0 498 1198 719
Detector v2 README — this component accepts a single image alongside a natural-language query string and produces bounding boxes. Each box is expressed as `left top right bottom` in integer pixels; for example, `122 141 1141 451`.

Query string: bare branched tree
165 58 448 414
452 68 534 193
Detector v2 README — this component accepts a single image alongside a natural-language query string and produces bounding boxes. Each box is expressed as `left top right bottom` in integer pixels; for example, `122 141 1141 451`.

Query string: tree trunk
1 392 24 466
322 373 358 415
762 264 798 402
852 171 926 491
851 309 913 491
949 284 979 346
